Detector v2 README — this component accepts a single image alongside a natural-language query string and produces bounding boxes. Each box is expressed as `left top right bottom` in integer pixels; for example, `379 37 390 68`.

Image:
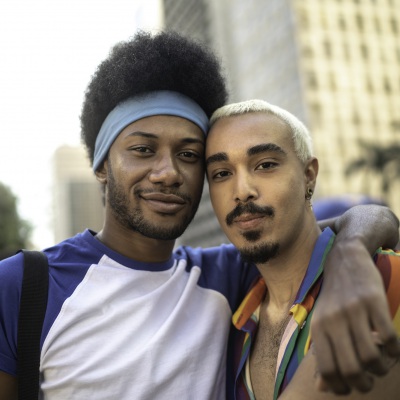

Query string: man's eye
179 151 201 161
132 146 152 153
180 151 196 158
212 170 230 179
257 161 277 170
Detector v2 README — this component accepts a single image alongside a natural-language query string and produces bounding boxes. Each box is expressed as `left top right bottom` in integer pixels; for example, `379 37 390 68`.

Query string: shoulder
375 248 400 259
0 251 24 291
0 230 104 318
43 229 105 266
174 243 257 280
174 243 240 268
374 248 400 276
374 248 400 334
174 244 260 310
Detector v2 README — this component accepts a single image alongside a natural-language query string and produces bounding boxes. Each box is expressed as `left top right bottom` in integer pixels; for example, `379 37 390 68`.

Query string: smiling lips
141 192 187 214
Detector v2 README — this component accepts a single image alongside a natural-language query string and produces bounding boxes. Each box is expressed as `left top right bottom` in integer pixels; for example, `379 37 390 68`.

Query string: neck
97 219 176 263
256 221 321 309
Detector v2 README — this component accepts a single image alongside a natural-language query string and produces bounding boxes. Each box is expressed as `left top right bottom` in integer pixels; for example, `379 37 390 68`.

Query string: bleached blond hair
209 99 313 162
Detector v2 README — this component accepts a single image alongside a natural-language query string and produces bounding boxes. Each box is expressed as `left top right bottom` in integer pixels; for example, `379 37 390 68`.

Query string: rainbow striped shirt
229 228 400 400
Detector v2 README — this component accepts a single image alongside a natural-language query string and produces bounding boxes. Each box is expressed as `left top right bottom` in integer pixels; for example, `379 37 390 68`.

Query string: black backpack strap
17 250 49 400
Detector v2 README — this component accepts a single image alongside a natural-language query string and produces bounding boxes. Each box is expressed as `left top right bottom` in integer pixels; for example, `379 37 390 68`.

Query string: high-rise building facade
165 0 400 247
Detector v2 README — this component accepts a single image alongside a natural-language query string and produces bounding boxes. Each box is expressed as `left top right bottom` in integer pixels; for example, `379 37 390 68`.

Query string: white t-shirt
0 229 257 399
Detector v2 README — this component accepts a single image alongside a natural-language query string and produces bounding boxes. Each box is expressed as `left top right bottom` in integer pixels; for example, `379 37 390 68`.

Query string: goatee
239 242 280 264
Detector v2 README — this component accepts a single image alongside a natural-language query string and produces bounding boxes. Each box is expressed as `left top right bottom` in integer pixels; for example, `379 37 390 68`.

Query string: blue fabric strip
93 91 209 171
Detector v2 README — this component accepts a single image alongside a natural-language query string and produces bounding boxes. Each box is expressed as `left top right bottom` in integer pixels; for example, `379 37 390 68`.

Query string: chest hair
249 311 291 400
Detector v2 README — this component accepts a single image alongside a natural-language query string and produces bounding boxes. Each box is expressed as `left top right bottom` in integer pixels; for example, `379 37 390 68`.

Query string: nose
233 171 258 203
148 154 183 187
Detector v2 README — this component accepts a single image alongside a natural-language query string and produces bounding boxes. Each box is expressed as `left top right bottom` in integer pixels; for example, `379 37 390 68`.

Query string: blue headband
92 90 209 171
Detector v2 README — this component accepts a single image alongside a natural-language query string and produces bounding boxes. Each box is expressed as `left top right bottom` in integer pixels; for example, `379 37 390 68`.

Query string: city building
164 0 400 247
52 146 104 243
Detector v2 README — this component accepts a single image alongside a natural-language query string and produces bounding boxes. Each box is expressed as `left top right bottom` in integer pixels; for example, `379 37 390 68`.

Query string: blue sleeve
0 252 24 376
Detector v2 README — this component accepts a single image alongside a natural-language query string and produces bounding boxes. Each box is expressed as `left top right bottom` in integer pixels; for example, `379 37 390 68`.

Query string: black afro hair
80 30 228 165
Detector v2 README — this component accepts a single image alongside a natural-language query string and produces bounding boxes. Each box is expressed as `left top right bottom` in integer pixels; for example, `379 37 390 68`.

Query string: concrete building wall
52 146 104 243
164 0 400 248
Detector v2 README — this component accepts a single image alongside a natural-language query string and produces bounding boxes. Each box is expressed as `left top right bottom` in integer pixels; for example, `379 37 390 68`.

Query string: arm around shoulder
311 204 400 394
332 204 399 251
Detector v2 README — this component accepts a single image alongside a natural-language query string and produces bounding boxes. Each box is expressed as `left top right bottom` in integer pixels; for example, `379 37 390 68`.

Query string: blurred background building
51 0 400 246
52 146 103 242
165 0 400 247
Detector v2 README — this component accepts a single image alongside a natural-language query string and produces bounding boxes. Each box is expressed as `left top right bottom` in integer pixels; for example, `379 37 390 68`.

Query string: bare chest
249 313 291 400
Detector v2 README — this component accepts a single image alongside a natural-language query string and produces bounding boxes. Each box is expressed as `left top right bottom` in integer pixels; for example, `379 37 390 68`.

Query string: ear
95 159 108 185
304 157 319 191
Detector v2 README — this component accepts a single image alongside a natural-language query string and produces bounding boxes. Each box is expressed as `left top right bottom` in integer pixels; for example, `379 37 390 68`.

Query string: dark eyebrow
206 143 286 167
247 143 286 157
126 131 204 147
205 152 228 167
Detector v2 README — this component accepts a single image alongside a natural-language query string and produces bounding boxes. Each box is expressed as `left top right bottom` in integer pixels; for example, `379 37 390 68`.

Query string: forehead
116 114 205 144
206 112 293 156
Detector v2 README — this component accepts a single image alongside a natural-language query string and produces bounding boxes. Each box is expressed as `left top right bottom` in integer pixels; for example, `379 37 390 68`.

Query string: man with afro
0 30 398 399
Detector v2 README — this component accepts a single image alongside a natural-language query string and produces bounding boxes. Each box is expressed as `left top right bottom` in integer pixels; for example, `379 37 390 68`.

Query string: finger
364 331 391 376
369 303 400 358
369 331 400 372
365 356 389 377
311 330 351 394
382 337 400 358
349 320 388 377
327 318 375 393
315 375 350 395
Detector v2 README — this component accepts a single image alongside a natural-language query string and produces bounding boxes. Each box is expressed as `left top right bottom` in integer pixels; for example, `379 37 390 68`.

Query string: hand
315 332 400 393
310 237 400 395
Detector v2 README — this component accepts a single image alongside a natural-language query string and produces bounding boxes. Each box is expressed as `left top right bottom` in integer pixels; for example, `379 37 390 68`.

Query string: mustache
226 202 274 226
134 188 192 203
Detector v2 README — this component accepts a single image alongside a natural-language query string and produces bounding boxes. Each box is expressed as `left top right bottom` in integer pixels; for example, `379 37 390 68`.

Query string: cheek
262 176 302 216
276 177 305 212
209 185 228 223
112 156 147 181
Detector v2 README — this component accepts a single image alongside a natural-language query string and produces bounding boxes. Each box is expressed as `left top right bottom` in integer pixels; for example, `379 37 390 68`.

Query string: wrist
324 235 374 277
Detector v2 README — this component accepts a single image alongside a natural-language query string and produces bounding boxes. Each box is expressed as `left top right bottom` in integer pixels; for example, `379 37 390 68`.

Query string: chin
237 241 280 265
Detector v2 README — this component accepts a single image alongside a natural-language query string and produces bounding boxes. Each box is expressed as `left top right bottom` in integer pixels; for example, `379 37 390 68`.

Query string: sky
0 0 163 249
